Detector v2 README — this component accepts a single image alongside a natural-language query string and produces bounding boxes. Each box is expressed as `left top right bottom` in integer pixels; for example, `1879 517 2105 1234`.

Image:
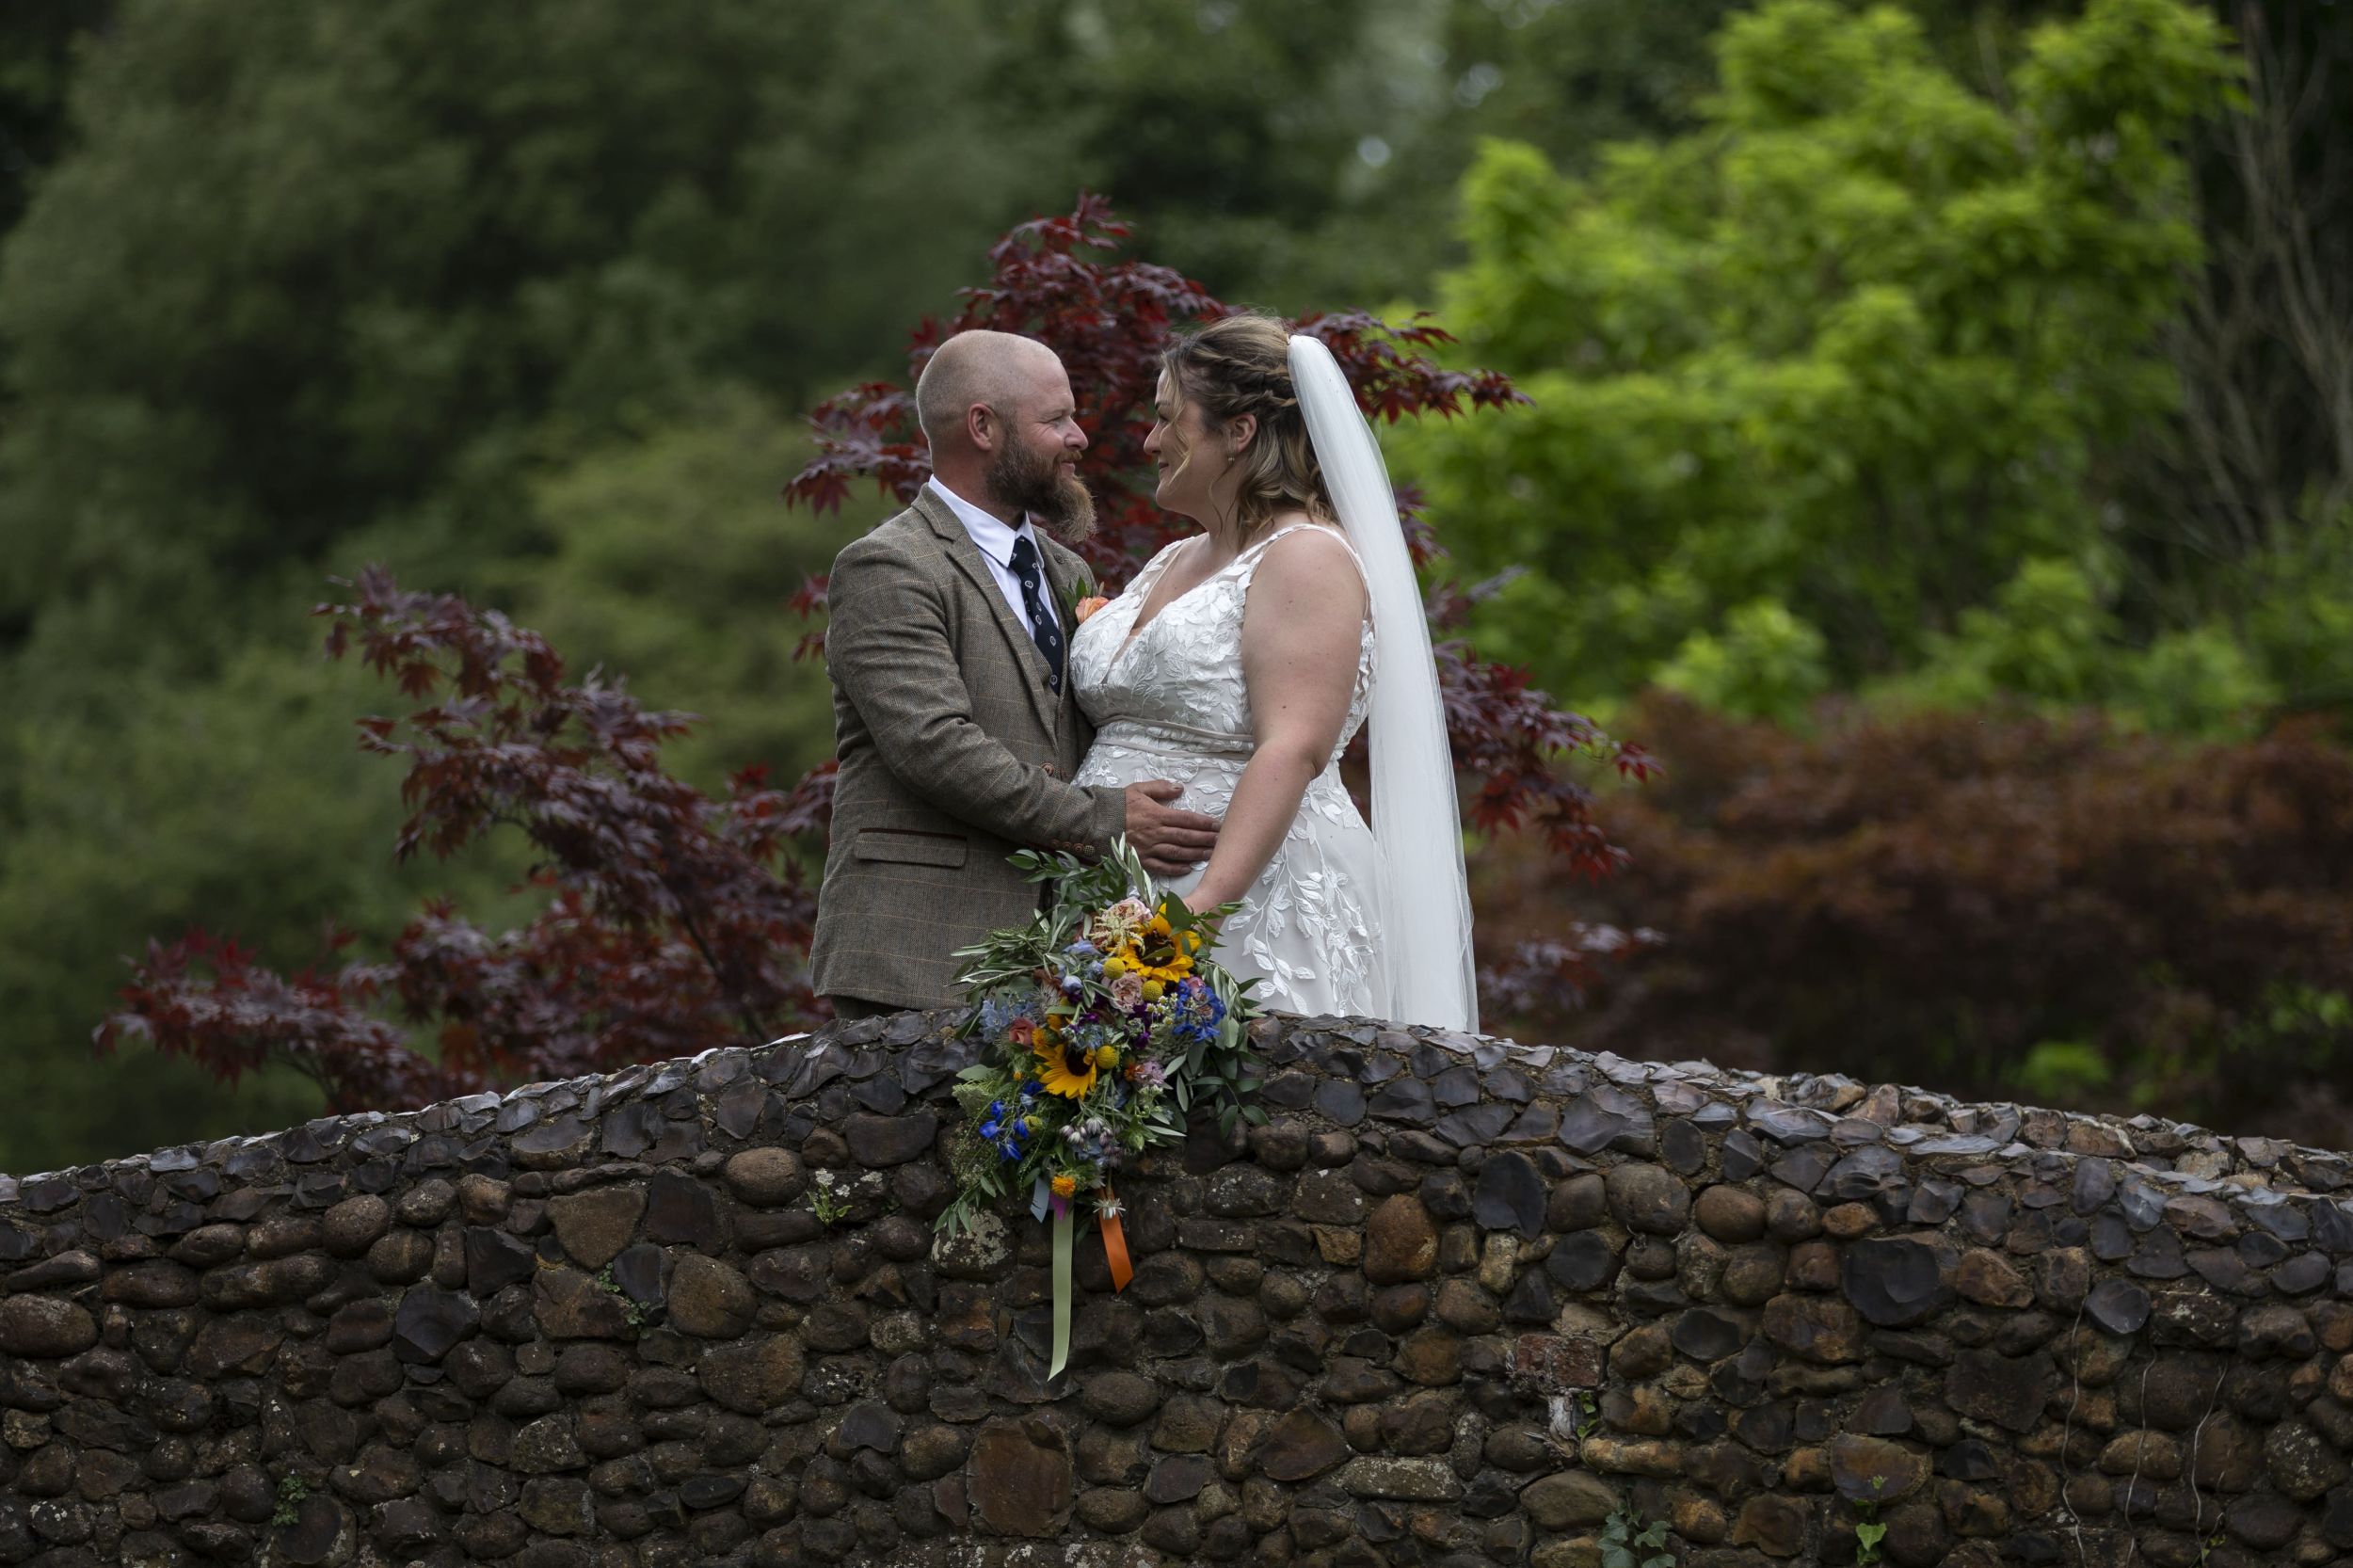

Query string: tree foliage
1399 0 2240 706
1481 694 2353 1147
0 0 1078 680
99 569 832 1112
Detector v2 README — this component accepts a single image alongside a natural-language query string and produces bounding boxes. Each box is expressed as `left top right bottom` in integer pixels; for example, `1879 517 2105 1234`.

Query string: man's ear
966 403 998 452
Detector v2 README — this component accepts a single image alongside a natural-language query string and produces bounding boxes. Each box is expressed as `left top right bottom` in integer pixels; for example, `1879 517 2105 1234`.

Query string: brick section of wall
5 1011 2353 1568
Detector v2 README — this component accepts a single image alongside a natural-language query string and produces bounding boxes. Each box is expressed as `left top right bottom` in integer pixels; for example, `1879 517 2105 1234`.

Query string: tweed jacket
809 487 1126 1009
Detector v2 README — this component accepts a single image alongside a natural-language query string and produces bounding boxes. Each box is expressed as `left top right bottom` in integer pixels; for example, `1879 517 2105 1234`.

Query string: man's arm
827 536 1122 853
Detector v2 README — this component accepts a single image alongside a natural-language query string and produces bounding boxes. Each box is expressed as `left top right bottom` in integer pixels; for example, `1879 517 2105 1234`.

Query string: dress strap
1240 520 1364 570
1239 521 1371 600
1123 536 1190 597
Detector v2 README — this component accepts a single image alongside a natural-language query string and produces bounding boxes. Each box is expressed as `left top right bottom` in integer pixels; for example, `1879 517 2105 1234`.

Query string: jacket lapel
917 488 1059 731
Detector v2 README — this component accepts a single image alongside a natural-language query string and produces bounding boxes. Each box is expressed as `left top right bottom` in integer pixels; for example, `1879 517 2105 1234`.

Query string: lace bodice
1068 523 1387 1019
1067 526 1374 761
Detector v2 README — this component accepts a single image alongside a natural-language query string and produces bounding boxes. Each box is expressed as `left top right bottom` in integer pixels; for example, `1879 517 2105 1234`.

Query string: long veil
1289 334 1480 1032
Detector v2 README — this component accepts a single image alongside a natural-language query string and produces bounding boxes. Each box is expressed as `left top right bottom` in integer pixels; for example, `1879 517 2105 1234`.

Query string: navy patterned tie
1008 534 1065 693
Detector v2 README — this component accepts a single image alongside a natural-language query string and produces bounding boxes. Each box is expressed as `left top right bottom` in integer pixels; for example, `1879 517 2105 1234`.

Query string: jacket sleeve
826 535 1127 854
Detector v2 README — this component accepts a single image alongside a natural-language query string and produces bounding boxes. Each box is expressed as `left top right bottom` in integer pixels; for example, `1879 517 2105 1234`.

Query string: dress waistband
1092 716 1256 762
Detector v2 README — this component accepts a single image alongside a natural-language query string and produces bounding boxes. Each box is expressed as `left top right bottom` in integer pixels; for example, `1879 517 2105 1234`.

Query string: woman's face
1143 370 1224 523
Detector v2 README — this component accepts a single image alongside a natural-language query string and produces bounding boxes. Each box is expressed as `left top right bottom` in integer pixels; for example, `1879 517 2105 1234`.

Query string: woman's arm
1185 528 1369 910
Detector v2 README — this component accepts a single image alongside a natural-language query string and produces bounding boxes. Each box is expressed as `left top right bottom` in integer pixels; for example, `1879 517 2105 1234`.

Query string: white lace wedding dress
1069 523 1388 1016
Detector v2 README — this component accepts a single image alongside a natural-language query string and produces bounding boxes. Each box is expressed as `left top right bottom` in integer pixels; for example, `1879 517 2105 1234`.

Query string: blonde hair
1160 313 1332 540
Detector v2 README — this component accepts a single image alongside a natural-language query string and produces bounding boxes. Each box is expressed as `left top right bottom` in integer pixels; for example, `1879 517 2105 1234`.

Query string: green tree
1394 0 2238 706
0 1 109 240
497 386 855 792
0 0 1076 684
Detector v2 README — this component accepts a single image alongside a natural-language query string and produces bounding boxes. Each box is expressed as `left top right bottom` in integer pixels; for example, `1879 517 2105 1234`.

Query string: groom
811 330 1218 1018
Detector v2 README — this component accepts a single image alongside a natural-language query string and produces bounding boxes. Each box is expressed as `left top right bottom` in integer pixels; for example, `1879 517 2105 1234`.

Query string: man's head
917 330 1096 540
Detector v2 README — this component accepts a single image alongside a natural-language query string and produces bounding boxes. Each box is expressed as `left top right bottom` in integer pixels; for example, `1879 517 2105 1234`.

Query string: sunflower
1031 1029 1100 1099
1133 911 1200 985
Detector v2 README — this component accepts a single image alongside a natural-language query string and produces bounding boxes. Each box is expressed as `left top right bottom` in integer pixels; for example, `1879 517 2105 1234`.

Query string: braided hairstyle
1160 312 1333 541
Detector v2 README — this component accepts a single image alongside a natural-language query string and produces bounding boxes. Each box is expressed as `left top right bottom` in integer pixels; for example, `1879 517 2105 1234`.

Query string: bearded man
810 329 1219 1018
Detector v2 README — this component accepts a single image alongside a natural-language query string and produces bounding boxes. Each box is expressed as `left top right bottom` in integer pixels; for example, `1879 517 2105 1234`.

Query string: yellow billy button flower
1142 980 1164 1002
1102 955 1129 979
1092 1045 1120 1070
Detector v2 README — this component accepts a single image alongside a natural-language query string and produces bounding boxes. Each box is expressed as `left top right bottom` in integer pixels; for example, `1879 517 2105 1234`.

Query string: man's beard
986 439 1096 542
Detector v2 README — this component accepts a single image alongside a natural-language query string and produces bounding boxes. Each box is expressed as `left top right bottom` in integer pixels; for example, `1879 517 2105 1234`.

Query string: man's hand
1124 780 1218 878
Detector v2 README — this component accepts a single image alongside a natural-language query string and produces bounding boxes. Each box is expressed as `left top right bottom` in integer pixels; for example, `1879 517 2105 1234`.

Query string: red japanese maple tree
100 195 1645 1115
99 571 835 1112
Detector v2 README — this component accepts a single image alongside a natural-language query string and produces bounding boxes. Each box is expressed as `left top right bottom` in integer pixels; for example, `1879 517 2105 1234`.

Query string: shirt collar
925 476 1034 569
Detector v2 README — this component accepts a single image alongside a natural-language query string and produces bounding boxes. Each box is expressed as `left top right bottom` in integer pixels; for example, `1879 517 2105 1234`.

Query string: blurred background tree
2 0 2347 1171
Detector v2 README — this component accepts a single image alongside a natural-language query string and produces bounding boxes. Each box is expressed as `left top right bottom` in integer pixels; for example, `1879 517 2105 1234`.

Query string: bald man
810 330 1219 1017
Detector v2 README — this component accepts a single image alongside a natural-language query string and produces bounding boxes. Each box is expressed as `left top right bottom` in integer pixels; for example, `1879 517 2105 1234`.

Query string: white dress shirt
926 477 1061 641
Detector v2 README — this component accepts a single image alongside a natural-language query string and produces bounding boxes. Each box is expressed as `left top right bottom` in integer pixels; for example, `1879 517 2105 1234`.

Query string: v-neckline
1112 538 1235 661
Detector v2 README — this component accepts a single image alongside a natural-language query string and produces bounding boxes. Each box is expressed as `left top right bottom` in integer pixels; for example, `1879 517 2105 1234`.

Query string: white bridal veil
1288 334 1480 1033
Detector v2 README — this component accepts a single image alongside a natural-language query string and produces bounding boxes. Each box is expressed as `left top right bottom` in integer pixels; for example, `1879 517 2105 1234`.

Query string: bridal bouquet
939 840 1264 1375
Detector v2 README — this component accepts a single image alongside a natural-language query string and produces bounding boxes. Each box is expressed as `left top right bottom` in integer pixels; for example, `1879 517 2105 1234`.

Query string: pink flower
1110 972 1144 1011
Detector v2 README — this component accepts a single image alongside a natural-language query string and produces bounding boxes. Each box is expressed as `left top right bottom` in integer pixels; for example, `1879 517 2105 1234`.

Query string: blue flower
1064 939 1098 958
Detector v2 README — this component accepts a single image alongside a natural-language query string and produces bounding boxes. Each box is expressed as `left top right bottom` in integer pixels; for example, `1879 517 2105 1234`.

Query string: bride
1067 313 1478 1032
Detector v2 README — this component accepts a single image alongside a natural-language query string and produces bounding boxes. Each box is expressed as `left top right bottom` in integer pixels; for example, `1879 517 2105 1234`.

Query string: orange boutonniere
1073 595 1111 624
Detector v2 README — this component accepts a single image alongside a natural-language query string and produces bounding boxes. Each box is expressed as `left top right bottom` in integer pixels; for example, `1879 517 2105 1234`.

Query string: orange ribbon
1098 1186 1133 1292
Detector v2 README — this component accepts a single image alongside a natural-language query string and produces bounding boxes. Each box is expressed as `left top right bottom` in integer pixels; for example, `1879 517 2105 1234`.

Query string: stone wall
6 1012 2353 1568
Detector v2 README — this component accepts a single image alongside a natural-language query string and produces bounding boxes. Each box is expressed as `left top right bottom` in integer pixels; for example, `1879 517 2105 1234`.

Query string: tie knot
1010 535 1039 573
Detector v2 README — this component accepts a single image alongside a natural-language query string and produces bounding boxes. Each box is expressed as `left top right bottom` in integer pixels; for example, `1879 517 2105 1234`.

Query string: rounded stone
1080 1373 1161 1428
321 1197 392 1258
1076 1487 1150 1533
1695 1187 1768 1244
1765 1189 1822 1241
1363 1195 1439 1285
1606 1164 1690 1236
0 1298 97 1359
1520 1470 1617 1529
1546 1174 1607 1232
723 1148 806 1207
1829 1433 1927 1501
1721 1244 1788 1306
365 1230 434 1285
1545 1232 1622 1293
1369 1285 1430 1334
667 1255 754 1337
2265 1420 2347 1501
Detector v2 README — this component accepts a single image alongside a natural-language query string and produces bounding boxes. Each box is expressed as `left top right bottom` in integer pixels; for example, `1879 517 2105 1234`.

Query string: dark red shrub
1479 694 2353 1145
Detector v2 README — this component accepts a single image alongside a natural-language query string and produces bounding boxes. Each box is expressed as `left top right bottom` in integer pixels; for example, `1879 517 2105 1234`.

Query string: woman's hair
1160 312 1331 538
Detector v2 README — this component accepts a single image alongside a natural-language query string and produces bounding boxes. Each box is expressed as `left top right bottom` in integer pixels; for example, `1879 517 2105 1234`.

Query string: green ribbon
1048 1203 1074 1379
